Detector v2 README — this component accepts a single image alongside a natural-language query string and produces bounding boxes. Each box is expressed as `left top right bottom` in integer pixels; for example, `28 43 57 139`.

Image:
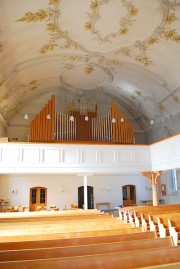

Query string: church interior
0 1 180 267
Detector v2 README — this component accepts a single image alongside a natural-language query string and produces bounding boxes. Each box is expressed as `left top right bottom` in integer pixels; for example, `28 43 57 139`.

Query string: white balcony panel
62 149 79 163
163 143 173 159
151 134 180 171
0 134 179 174
174 141 180 157
22 149 40 163
117 149 133 163
150 148 161 162
43 149 60 163
134 149 151 163
82 150 98 163
1 148 20 163
100 150 116 163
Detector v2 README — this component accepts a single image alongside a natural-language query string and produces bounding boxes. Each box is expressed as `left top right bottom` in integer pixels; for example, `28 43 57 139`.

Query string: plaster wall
0 173 153 210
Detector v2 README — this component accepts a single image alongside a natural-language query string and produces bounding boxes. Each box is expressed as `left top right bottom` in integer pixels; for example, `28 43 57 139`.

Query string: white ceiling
0 0 180 132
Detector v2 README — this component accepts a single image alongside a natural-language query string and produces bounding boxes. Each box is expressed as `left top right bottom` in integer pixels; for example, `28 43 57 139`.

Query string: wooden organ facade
29 96 134 144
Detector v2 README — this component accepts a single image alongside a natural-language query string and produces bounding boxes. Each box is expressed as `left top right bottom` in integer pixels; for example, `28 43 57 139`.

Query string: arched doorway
122 185 136 207
29 186 47 211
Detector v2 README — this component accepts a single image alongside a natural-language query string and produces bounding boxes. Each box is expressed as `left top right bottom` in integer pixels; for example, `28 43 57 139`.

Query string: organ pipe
29 96 134 144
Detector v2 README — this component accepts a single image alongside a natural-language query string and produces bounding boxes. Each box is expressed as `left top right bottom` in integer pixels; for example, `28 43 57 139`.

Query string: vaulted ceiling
0 0 180 133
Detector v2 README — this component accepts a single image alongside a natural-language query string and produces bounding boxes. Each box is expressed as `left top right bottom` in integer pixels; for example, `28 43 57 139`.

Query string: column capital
142 171 163 186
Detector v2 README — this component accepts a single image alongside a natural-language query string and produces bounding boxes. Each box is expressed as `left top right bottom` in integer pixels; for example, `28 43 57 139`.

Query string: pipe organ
30 96 134 144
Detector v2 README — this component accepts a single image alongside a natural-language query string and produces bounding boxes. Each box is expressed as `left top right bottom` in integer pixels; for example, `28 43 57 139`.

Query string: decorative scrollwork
15 9 51 23
84 65 94 74
15 0 180 67
84 0 138 43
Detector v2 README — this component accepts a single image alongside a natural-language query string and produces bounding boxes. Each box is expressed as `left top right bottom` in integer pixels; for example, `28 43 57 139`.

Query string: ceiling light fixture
112 118 116 124
120 118 124 123
69 115 74 122
47 114 51 120
24 113 29 120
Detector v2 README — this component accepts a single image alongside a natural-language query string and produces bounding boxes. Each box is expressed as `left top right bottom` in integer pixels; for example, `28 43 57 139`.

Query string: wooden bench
0 216 127 228
146 213 180 245
0 211 109 223
0 225 138 237
0 218 137 235
122 204 180 215
142 262 180 268
0 226 144 242
121 205 180 245
0 209 178 269
0 230 156 250
0 246 180 269
149 213 180 232
0 237 173 262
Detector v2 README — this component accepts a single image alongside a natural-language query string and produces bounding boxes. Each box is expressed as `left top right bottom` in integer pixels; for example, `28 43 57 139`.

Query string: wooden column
142 171 162 206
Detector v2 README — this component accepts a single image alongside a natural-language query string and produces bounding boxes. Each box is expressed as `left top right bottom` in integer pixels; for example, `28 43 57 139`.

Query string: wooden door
122 185 136 207
78 186 94 209
29 186 47 211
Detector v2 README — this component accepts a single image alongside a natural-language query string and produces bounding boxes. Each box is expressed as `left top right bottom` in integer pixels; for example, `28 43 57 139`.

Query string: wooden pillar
142 171 162 206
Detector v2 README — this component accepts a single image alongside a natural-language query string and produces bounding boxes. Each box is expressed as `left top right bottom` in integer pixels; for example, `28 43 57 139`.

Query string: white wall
159 170 180 204
0 173 153 210
147 114 180 144
7 126 29 142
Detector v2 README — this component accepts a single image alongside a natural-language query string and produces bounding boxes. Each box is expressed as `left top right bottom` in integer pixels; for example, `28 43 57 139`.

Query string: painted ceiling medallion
60 63 113 91
84 0 138 43
15 0 180 66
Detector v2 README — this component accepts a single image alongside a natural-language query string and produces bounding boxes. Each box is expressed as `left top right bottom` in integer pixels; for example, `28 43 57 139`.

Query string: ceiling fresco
0 0 180 132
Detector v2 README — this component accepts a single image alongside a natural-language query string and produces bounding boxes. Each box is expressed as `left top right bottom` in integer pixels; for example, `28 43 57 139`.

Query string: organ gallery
30 96 134 144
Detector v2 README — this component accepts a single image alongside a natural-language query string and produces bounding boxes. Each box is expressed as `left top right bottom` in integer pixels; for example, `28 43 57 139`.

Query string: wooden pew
0 224 137 236
0 216 128 229
0 214 113 223
0 246 180 269
0 237 173 262
122 204 180 216
0 209 178 269
143 262 180 268
120 205 180 224
120 205 180 245
149 213 180 232
0 210 109 223
0 226 144 242
150 213 180 245
0 216 137 235
0 231 157 250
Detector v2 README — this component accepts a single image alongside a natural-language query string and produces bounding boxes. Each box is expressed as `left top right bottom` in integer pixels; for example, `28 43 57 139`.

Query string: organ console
29 95 134 144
